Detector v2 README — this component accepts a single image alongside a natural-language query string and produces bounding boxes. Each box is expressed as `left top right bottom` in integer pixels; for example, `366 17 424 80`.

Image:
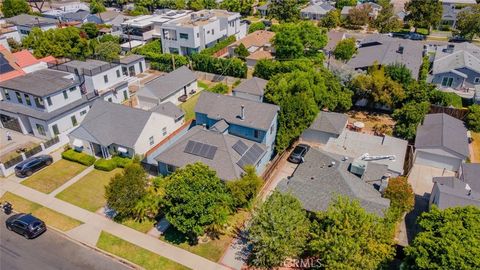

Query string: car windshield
293 147 304 155
30 221 42 228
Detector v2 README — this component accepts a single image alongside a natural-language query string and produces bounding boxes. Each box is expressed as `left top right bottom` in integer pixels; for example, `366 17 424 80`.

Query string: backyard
346 110 396 135
21 159 88 194
179 92 201 121
0 192 82 231
55 168 123 212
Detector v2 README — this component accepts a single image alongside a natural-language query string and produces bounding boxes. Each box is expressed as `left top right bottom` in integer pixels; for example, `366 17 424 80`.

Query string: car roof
17 213 40 224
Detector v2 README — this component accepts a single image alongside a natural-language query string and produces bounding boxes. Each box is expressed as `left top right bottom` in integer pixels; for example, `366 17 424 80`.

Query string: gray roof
232 77 267 97
150 101 184 120
209 119 229 133
432 176 480 209
0 69 79 97
138 66 196 102
276 149 390 216
97 10 123 22
195 91 279 131
432 43 480 75
415 113 469 158
308 111 348 135
57 59 119 76
301 2 335 15
119 54 145 65
6 14 57 27
154 126 267 181
61 10 93 21
69 100 152 148
460 163 480 192
347 35 424 79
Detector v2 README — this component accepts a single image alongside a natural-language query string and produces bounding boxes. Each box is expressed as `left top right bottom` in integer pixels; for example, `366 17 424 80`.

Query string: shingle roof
460 163 480 192
276 149 390 216
154 126 267 181
209 119 229 133
69 100 152 148
415 113 469 158
232 77 267 97
308 111 348 135
230 30 274 49
432 176 480 209
195 91 279 131
301 2 335 15
432 43 480 75
138 66 196 101
6 14 57 27
0 69 78 97
61 10 92 21
150 101 184 120
119 54 145 64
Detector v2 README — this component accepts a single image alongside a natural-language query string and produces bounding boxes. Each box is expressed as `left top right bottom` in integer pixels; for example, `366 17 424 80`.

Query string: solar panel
184 140 217 160
0 55 15 73
237 144 265 168
232 140 248 155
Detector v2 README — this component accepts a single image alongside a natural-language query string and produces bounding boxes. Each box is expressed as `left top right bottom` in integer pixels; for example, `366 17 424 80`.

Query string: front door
0 114 22 133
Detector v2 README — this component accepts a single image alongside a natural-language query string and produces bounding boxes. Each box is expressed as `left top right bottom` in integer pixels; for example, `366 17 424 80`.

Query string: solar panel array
237 144 264 168
184 140 217 160
232 140 248 156
0 55 15 74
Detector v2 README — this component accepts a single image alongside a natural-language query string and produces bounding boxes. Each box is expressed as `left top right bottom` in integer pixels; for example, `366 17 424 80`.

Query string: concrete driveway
407 164 456 196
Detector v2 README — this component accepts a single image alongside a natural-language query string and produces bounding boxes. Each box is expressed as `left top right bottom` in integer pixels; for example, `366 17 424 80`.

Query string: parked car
288 144 310 164
14 155 53 177
5 213 46 239
406 33 425 40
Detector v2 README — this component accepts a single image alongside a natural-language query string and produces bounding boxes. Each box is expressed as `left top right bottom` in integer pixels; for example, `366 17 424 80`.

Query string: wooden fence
429 104 469 120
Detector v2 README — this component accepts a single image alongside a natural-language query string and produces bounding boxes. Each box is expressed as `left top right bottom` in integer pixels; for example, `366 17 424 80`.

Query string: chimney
240 105 245 120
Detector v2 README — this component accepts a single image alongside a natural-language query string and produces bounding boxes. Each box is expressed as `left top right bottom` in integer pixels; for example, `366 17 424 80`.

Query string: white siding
414 150 463 171
102 86 130 104
44 86 82 112
83 66 126 93
29 104 91 138
301 130 336 145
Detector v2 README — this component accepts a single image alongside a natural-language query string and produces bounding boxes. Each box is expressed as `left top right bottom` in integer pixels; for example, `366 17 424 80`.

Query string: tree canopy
248 191 310 268
272 22 327 59
385 63 413 87
392 101 430 140
335 0 356 10
405 0 443 32
466 104 480 132
219 0 253 16
345 5 372 28
90 0 107 14
1 0 31 18
319 9 340 30
333 37 357 61
384 177 414 221
456 4 480 40
372 3 403 33
227 165 263 209
267 0 301 22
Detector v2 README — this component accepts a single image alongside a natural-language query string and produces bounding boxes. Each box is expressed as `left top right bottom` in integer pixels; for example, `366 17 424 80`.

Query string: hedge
62 149 96 166
191 54 247 78
112 156 133 168
142 52 189 72
200 35 236 56
94 158 117 171
419 55 429 81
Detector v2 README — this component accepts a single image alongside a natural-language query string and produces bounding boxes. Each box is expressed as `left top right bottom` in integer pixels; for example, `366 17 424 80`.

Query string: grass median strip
0 192 82 231
21 159 87 194
56 168 123 212
96 231 190 270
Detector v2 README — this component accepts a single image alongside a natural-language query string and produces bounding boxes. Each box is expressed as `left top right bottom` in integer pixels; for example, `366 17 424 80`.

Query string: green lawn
197 81 209 90
96 231 190 270
179 93 201 121
55 168 123 212
121 218 156 233
0 192 82 231
21 159 87 194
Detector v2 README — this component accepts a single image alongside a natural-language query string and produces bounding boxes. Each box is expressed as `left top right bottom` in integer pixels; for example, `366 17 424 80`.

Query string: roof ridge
221 132 241 178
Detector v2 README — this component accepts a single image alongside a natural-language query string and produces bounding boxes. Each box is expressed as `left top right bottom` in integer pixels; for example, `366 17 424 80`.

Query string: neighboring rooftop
61 10 95 21
150 101 185 120
277 149 390 216
154 125 267 181
431 43 480 75
415 113 469 158
232 77 267 97
432 176 480 209
55 59 119 76
195 91 279 131
301 1 335 15
6 14 57 27
460 163 480 192
166 9 240 28
246 50 273 61
119 54 145 64
0 69 77 96
308 111 348 136
139 66 196 101
230 30 274 50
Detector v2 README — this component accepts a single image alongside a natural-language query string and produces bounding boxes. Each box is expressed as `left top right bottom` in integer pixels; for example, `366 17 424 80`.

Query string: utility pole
171 54 176 70
127 24 132 51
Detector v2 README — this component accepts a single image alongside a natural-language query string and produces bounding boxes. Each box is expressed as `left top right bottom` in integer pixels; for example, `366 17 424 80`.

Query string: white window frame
162 127 167 136
149 136 154 145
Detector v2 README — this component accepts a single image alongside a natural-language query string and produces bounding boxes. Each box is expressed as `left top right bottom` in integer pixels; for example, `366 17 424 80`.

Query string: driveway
407 164 456 196
0 213 133 270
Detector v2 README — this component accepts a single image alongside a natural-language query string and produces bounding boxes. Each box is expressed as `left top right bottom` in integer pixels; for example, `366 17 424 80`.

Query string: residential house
60 10 102 24
194 91 279 160
0 69 94 138
300 1 335 20
301 111 348 145
428 43 480 98
159 9 247 55
347 35 425 79
232 77 267 102
227 30 275 67
6 14 58 38
119 54 146 77
0 45 54 82
69 99 184 158
256 2 270 17
0 23 21 51
439 0 477 27
43 1 90 19
246 50 274 67
52 59 130 104
277 149 390 216
414 113 469 171
137 66 197 108
97 10 129 35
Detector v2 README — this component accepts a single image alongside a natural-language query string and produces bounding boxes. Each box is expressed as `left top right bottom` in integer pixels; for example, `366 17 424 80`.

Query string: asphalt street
0 213 133 270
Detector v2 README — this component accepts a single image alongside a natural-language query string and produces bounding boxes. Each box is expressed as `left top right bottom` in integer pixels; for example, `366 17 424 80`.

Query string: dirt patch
346 110 396 135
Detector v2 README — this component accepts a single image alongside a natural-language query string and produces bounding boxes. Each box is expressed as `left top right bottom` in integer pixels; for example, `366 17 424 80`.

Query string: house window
116 69 121 78
52 124 59 135
63 90 68 99
149 136 154 145
15 92 22 103
80 110 87 116
3 89 10 100
71 115 78 126
475 77 480 83
441 77 454 87
24 94 31 106
270 124 274 134
166 164 176 173
254 129 259 138
162 127 167 136
139 62 143 73
104 75 108 83
122 67 128 76
46 97 52 106
36 124 46 136
179 33 189 39
35 97 45 109
123 90 128 100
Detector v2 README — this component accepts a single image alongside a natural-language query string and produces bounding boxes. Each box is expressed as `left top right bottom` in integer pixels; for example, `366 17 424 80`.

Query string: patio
0 128 43 163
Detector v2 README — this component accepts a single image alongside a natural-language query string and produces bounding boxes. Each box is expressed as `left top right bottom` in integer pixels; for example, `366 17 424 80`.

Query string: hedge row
94 156 133 171
200 35 236 56
142 51 189 72
191 54 247 78
62 149 96 166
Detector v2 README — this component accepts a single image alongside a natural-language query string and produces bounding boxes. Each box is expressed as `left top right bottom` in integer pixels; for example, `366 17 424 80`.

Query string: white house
119 54 147 77
440 0 477 27
0 24 21 51
6 14 58 38
137 66 197 108
0 69 93 139
232 77 267 102
68 99 185 158
158 9 247 55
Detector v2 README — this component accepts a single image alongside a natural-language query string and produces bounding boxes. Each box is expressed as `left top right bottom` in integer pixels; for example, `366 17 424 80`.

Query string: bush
191 54 247 78
419 55 430 81
112 156 133 168
384 177 414 221
94 158 117 171
248 21 266 33
207 83 229 94
200 35 236 56
466 104 480 132
143 52 189 72
62 149 96 166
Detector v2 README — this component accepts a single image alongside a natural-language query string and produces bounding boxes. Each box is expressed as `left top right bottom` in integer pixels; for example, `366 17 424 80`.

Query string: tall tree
1 0 31 18
373 3 403 33
319 9 340 30
234 43 250 60
456 4 480 40
27 0 49 13
248 191 310 268
392 101 430 140
404 206 480 269
405 0 443 32
346 4 372 28
90 0 106 14
309 196 395 269
335 0 356 10
268 0 300 22
383 176 414 220
273 22 327 59
466 104 480 132
385 63 413 87
94 41 121 61
333 37 357 61
163 163 233 242
226 165 263 208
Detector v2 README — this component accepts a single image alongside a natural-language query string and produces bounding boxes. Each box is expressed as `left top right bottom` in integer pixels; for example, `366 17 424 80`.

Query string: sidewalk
0 178 228 270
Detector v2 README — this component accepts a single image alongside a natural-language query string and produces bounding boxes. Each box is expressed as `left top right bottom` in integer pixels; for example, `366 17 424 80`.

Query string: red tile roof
12 50 40 68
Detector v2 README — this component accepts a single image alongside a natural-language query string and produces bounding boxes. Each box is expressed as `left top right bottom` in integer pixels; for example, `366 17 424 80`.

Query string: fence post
40 143 46 151
20 152 26 161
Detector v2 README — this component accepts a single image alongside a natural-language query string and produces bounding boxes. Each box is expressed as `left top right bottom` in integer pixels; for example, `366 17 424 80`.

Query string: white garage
414 150 463 171
301 111 348 145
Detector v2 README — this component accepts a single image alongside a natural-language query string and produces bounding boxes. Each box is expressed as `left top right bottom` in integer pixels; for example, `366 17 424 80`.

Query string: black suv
288 144 310 164
15 155 53 177
6 213 47 239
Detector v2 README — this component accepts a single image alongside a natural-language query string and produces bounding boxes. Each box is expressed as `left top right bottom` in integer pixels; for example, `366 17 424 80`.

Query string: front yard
0 192 82 231
55 168 123 212
96 231 189 270
21 159 87 194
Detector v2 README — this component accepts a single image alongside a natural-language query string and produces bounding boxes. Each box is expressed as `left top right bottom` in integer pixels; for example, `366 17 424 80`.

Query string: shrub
94 158 117 171
62 149 96 166
112 156 133 168
200 35 236 56
141 52 188 72
248 21 266 33
384 176 414 221
419 55 430 81
466 104 480 132
191 54 247 78
207 83 229 94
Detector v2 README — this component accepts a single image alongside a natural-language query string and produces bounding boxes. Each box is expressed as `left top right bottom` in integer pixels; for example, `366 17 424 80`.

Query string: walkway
49 166 94 197
0 178 228 270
